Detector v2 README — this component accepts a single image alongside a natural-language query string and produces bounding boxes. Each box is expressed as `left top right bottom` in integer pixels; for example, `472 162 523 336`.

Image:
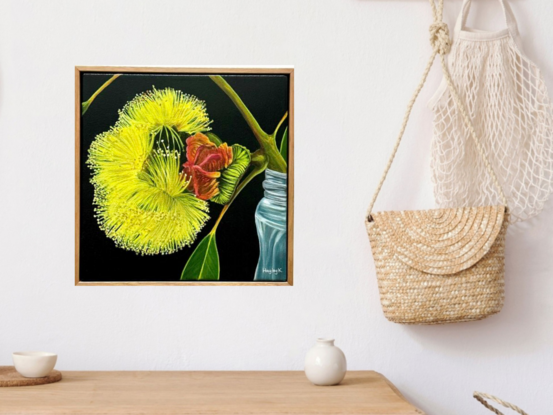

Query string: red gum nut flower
182 133 233 201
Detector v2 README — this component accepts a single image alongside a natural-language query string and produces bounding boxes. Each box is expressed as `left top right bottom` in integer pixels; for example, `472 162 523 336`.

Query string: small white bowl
12 352 57 378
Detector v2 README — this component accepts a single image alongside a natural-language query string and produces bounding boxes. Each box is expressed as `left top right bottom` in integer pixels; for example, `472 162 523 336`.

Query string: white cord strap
366 0 508 221
474 392 529 415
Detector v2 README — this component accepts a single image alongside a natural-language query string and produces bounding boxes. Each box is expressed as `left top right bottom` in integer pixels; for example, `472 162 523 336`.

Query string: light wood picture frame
75 67 294 286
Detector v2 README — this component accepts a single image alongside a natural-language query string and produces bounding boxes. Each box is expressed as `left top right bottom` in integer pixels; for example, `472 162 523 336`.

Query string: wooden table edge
0 370 426 415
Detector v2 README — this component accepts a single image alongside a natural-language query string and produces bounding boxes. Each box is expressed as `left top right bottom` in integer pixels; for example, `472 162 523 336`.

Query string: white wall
0 0 551 413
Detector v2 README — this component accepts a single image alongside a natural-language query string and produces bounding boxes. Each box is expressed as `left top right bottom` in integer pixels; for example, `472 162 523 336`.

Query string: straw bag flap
367 205 505 275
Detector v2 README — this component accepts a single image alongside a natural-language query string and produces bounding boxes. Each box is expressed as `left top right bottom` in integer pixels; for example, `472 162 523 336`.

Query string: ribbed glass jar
254 169 287 282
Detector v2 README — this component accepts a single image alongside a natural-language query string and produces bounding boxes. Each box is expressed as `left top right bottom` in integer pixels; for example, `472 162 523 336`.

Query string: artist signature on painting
263 268 282 275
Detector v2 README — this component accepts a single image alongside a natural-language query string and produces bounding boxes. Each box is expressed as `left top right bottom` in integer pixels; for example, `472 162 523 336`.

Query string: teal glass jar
254 169 287 282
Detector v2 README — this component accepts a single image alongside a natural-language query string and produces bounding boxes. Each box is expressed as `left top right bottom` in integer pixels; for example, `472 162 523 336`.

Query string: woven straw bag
474 392 528 415
365 0 509 325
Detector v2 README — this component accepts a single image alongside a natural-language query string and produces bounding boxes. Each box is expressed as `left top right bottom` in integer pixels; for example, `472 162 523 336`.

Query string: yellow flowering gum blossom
87 88 213 255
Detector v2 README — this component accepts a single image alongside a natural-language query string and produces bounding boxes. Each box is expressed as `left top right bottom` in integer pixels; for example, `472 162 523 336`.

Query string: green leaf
181 233 220 280
205 132 222 146
211 145 251 205
279 127 288 163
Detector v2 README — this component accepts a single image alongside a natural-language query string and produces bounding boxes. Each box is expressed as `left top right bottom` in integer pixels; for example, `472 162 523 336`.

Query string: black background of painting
79 72 289 282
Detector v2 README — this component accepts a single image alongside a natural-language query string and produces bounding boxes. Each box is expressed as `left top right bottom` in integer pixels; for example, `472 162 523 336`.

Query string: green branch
209 75 267 144
209 75 287 173
82 74 121 115
273 111 288 138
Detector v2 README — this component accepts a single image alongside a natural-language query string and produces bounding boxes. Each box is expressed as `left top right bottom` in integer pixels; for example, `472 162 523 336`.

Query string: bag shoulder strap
473 392 528 415
366 0 508 221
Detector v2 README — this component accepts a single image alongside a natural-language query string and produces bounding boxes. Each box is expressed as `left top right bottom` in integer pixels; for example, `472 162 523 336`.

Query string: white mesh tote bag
429 0 553 222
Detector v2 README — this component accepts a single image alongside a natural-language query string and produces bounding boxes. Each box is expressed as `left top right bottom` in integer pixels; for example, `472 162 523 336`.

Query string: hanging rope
366 0 507 221
474 392 529 415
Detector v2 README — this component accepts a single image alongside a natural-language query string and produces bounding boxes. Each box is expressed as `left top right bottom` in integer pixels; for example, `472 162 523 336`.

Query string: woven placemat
0 366 62 387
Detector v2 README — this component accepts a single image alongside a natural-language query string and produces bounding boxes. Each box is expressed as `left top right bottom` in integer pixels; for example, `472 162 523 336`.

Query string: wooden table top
0 371 424 415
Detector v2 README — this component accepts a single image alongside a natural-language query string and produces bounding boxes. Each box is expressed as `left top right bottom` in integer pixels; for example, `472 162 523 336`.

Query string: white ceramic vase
304 338 347 386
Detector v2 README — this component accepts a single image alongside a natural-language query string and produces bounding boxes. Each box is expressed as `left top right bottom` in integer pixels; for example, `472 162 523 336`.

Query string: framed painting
75 67 294 285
